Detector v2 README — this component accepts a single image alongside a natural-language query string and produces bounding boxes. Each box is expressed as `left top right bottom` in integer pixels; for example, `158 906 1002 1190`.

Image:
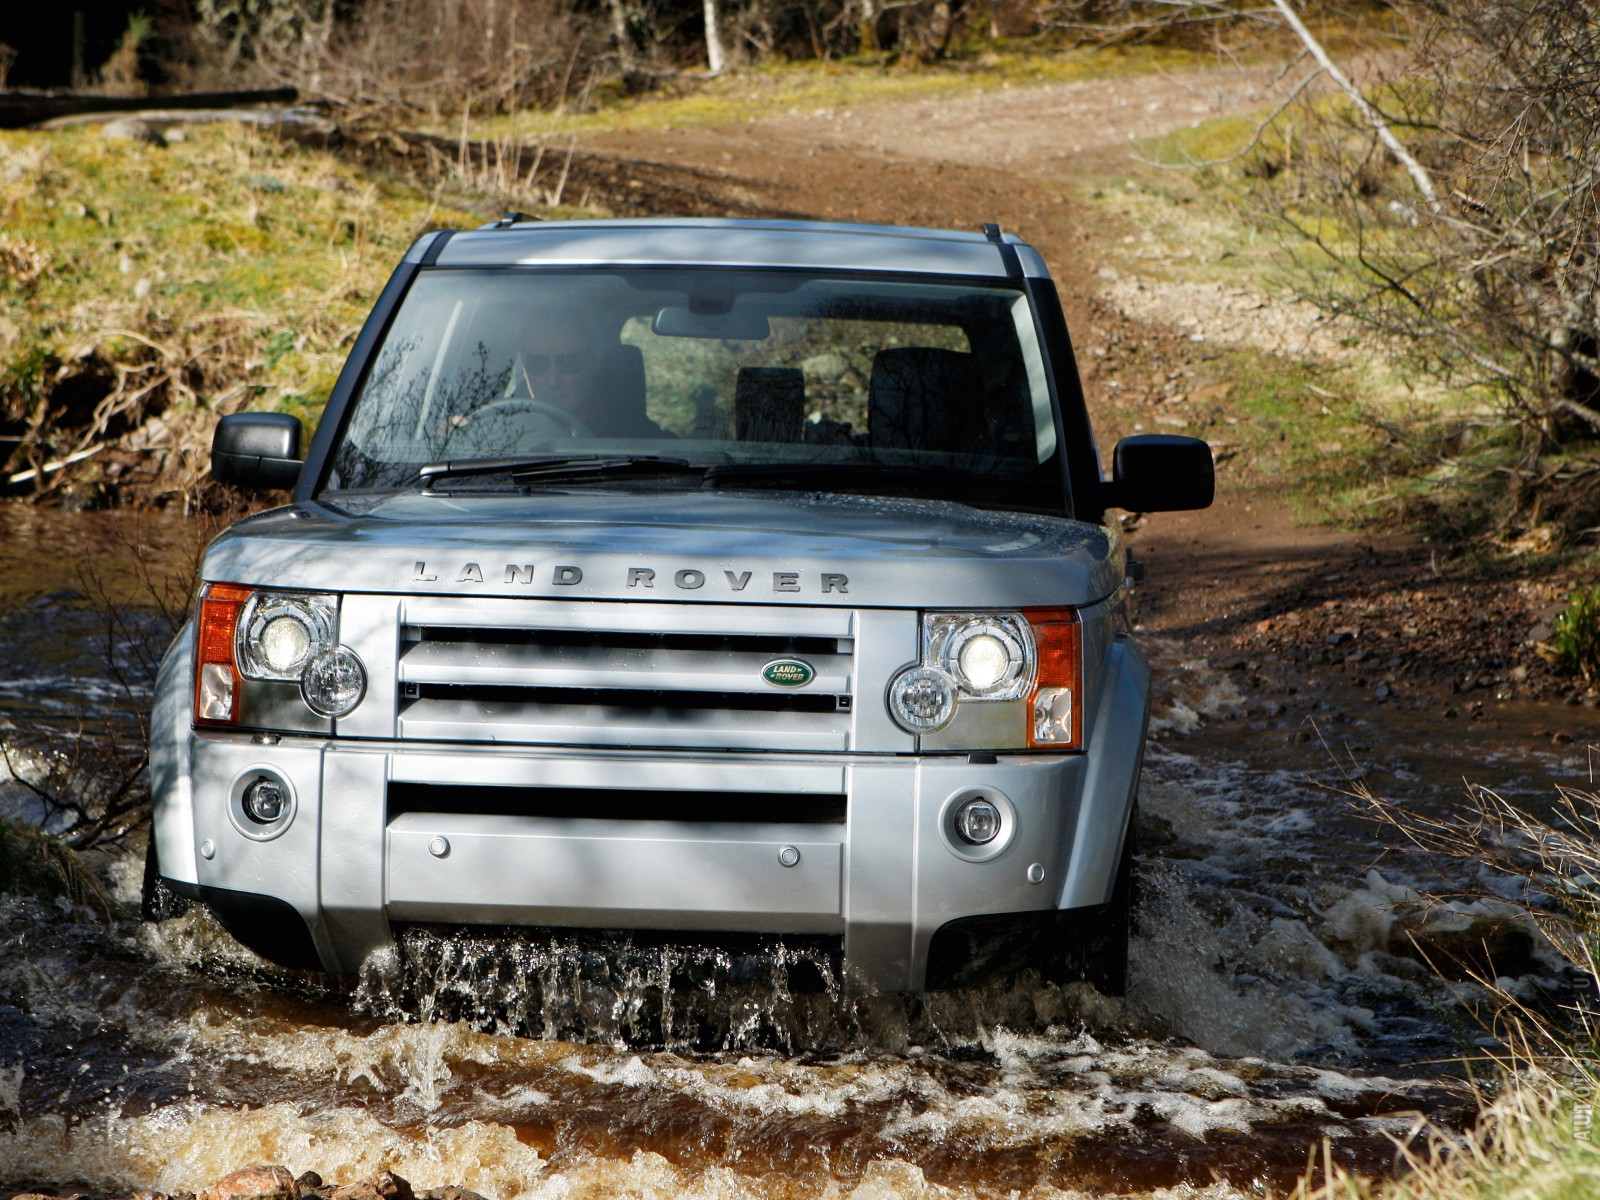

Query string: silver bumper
177 736 1109 990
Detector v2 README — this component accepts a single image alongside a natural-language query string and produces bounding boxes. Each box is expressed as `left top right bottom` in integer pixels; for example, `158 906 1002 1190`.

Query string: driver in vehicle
494 315 665 440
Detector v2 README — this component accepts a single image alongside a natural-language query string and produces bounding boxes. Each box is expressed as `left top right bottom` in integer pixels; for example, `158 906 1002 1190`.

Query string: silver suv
144 218 1213 994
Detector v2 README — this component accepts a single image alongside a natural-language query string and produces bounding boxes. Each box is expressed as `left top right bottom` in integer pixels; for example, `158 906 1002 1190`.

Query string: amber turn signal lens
194 582 251 725
1025 607 1081 748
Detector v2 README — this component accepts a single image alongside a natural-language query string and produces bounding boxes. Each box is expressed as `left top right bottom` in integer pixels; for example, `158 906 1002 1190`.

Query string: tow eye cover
762 659 815 687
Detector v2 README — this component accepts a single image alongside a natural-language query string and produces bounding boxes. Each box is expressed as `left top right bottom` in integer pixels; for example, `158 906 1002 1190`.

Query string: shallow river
0 507 1593 1199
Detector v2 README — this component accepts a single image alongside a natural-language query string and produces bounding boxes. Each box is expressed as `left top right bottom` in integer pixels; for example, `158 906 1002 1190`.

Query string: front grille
394 598 858 751
409 683 846 714
388 782 848 824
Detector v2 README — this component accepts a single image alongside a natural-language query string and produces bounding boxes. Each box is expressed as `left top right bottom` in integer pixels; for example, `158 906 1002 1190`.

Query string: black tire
1037 808 1137 996
1086 812 1137 995
140 837 192 922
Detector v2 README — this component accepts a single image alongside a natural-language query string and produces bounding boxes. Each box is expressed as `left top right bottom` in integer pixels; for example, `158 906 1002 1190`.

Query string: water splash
353 925 1133 1055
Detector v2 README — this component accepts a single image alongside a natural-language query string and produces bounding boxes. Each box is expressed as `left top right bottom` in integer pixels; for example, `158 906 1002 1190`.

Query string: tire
1086 812 1137 995
1037 808 1137 996
140 837 192 922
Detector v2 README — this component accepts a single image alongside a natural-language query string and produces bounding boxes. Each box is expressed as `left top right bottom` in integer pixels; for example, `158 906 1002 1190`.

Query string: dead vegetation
1070 0 1600 545
0 515 206 857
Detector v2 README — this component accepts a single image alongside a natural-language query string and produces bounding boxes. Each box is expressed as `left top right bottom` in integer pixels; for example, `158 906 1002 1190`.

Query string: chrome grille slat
399 640 853 695
393 598 858 751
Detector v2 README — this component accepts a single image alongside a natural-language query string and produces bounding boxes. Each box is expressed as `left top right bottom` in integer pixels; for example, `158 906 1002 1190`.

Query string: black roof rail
982 222 1024 281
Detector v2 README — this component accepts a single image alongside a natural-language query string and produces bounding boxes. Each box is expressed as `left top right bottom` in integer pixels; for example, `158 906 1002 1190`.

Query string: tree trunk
859 0 878 52
607 0 635 71
704 0 727 73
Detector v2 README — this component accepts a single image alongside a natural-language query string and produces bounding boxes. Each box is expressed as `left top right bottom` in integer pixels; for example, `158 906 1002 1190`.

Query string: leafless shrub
1 516 209 855
189 0 605 120
1270 2 1600 449
1057 1 1600 538
1042 0 1303 50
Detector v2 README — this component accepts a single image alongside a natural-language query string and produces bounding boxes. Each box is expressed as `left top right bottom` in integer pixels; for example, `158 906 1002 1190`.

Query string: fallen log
0 87 299 130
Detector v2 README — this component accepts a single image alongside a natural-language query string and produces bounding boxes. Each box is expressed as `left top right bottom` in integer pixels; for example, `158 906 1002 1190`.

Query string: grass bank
1305 1079 1600 1200
475 41 1212 138
0 122 493 504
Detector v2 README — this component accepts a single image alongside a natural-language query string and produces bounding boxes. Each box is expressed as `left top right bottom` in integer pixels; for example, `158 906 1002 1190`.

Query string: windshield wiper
418 455 700 487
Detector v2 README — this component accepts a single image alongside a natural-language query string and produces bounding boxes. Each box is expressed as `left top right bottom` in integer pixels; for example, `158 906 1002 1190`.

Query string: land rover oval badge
762 659 815 687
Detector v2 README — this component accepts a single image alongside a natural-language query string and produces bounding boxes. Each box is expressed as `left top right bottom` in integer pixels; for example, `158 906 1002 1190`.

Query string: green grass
1305 1079 1600 1200
1552 585 1600 684
0 124 489 437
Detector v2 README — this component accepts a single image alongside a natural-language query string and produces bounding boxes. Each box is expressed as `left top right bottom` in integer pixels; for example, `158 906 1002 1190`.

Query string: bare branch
1267 0 1442 210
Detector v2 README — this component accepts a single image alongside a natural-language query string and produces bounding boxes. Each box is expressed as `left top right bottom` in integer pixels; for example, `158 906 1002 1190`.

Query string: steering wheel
469 399 595 438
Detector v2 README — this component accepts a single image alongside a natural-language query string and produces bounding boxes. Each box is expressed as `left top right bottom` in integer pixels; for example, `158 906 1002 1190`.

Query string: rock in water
212 1166 298 1200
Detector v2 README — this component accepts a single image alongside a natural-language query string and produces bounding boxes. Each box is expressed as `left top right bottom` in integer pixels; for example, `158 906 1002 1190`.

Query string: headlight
887 609 1081 750
194 585 359 728
926 614 1031 700
237 592 336 681
887 665 957 733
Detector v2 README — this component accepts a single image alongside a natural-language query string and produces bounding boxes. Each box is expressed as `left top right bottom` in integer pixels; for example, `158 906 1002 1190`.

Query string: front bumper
168 735 1106 990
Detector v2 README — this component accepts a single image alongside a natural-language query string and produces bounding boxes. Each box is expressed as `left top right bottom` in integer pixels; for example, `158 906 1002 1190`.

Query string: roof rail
982 222 1024 281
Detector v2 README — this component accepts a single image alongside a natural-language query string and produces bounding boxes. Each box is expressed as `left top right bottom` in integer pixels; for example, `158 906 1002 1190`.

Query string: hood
202 489 1123 609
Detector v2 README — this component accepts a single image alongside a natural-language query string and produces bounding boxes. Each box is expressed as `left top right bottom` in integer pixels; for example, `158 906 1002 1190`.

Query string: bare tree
1052 0 1600 536
187 0 599 118
1269 2 1600 472
704 0 729 70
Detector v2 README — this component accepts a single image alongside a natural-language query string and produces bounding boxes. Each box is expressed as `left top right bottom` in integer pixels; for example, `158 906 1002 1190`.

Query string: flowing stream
0 507 1593 1199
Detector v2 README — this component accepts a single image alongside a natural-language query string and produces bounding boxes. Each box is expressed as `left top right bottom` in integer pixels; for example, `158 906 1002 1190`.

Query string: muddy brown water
0 508 1594 1199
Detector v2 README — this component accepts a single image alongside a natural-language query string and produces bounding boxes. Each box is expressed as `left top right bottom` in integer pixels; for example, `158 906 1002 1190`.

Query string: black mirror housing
1108 434 1214 512
212 412 303 489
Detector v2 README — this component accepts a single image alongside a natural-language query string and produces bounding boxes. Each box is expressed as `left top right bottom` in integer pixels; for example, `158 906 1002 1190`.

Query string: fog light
887 665 957 733
301 646 367 717
242 776 288 824
954 797 1002 845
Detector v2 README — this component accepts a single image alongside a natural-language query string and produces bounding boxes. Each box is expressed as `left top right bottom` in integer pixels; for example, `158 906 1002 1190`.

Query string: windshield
326 267 1064 509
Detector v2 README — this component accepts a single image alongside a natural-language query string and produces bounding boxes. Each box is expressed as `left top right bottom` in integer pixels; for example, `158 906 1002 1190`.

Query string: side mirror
212 412 303 489
1108 433 1214 512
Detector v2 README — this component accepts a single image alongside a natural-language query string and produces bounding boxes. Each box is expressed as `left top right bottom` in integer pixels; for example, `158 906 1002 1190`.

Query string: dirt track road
575 61 1592 735
581 63 1285 278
